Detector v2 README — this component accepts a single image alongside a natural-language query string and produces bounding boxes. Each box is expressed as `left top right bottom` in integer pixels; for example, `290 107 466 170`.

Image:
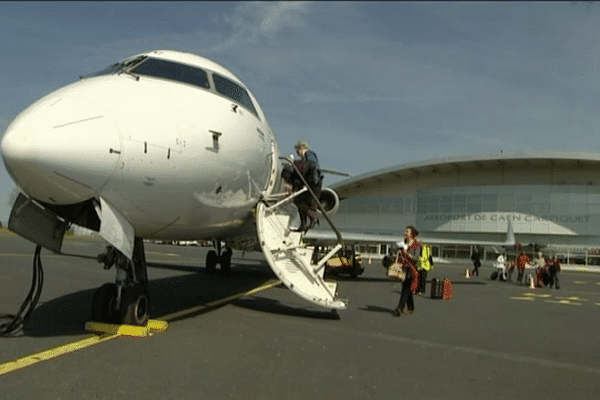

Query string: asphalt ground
1 231 600 399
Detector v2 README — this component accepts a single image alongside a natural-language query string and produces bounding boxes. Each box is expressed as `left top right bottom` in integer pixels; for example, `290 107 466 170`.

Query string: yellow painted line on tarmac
510 297 535 301
158 279 282 322
0 279 281 376
0 333 119 376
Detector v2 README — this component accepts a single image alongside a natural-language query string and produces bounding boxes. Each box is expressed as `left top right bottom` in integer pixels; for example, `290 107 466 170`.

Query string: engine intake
318 187 340 215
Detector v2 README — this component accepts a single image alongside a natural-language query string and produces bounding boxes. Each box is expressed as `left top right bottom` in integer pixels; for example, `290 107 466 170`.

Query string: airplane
1 49 346 328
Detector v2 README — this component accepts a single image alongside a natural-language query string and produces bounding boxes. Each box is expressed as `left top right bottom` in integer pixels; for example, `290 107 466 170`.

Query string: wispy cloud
207 1 312 53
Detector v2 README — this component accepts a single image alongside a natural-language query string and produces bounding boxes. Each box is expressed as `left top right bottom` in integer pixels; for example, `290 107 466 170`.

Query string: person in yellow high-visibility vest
417 242 433 294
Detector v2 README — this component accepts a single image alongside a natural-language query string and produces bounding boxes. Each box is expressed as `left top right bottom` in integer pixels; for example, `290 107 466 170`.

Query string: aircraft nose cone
1 97 121 204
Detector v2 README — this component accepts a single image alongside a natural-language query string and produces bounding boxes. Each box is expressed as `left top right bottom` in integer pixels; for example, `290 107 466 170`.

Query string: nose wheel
205 241 232 276
120 283 150 326
91 282 150 326
91 283 119 324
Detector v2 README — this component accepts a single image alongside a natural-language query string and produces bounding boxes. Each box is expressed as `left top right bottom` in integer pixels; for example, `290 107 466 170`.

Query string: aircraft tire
220 250 232 276
206 250 218 274
120 284 150 326
91 283 119 323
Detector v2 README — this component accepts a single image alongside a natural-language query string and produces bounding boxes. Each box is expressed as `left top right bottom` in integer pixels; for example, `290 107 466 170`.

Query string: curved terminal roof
331 149 600 197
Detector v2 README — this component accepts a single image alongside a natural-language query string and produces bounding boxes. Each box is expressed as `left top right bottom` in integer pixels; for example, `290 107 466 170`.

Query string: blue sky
1 2 599 223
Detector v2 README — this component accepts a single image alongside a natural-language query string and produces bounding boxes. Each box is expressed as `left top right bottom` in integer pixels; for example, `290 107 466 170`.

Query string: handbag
387 262 406 281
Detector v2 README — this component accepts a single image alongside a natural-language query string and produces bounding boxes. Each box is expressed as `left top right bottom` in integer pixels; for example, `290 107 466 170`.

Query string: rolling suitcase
442 278 453 300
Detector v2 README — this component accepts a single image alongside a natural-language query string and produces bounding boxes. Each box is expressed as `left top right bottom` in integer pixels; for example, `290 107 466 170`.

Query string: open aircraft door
256 158 347 310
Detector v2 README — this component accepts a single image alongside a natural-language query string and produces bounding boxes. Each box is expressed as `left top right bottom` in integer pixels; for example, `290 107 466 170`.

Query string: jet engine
318 187 340 215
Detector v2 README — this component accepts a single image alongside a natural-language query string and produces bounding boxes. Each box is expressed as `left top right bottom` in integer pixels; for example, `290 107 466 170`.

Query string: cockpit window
130 58 210 89
212 73 258 117
79 56 147 79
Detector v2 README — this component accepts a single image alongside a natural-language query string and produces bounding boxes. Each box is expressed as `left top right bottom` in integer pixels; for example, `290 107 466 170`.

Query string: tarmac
1 230 600 400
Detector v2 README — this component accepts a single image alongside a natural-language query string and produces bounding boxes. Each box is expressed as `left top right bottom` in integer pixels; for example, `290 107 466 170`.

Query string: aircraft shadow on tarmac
20 264 277 338
359 305 395 314
325 275 391 283
232 296 340 320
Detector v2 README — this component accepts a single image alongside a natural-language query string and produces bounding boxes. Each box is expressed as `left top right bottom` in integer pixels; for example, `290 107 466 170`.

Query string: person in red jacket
393 226 421 317
515 250 531 285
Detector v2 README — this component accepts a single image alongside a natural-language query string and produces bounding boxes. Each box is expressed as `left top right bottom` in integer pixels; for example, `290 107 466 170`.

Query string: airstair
256 158 347 310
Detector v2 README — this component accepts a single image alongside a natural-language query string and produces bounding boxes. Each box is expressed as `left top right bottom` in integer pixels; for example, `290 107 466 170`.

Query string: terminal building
327 150 600 265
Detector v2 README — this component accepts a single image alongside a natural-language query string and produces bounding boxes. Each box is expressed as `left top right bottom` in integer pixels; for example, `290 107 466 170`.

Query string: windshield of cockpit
79 56 259 118
79 56 148 79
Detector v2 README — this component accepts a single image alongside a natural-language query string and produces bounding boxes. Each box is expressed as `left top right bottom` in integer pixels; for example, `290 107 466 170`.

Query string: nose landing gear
91 238 150 326
205 240 232 276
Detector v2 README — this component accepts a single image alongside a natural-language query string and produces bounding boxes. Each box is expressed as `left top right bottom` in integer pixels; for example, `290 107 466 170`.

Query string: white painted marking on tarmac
574 281 586 285
522 293 550 298
510 297 535 301
545 300 583 306
565 296 588 302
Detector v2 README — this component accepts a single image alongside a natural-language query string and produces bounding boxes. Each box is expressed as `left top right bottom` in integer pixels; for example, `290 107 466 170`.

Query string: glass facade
332 183 600 240
416 184 600 235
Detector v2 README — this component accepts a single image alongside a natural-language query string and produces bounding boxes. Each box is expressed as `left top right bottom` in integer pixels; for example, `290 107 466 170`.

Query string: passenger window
212 73 258 117
131 58 210 89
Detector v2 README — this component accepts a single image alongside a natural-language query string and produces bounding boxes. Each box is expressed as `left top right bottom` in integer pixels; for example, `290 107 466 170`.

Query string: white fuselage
2 50 280 242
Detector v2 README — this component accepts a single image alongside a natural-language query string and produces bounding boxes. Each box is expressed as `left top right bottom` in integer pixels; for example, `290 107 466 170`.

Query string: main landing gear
91 237 150 326
205 240 232 276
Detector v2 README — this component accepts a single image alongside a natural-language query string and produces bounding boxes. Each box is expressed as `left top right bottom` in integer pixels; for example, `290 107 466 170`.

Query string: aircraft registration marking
0 279 281 376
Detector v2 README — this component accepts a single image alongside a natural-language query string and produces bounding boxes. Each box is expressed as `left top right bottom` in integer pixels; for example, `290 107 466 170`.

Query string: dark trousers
517 269 524 285
397 277 414 312
294 183 322 227
418 269 428 294
549 271 560 289
471 261 480 276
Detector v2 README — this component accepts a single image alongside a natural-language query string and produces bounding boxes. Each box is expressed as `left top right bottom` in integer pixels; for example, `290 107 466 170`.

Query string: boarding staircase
256 157 347 310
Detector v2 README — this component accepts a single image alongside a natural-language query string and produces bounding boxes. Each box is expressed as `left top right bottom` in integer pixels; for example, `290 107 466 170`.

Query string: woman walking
393 226 421 316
